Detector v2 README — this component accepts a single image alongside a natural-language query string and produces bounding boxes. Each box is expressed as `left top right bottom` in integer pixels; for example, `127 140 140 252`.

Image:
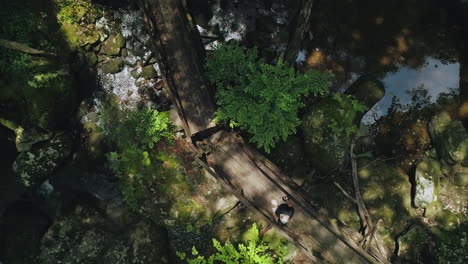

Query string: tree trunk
284 0 314 64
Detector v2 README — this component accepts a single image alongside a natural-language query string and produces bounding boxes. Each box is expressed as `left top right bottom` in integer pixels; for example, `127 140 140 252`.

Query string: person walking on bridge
272 195 294 226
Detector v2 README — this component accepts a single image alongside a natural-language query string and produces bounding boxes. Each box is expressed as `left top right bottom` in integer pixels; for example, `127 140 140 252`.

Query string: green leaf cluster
101 104 174 208
177 224 287 264
206 43 331 152
327 93 367 137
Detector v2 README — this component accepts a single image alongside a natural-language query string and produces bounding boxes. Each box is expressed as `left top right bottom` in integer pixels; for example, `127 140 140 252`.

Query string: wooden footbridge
141 0 390 263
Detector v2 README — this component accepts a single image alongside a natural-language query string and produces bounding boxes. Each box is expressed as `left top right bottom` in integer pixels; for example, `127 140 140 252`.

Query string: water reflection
363 58 460 123
300 0 463 123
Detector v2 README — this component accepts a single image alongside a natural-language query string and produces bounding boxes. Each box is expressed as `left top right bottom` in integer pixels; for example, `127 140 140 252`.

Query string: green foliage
127 110 175 149
0 0 77 128
327 93 367 137
431 227 468 264
177 224 287 264
206 43 331 152
101 103 175 208
0 1 35 76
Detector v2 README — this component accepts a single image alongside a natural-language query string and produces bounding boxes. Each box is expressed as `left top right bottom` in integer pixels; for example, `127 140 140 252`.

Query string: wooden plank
205 131 387 264
144 0 216 138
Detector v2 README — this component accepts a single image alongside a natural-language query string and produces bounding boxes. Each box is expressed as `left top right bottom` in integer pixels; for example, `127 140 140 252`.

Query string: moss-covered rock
121 48 128 57
100 34 126 56
140 65 158 79
301 97 358 175
101 57 124 74
39 204 170 264
357 158 413 253
453 169 468 186
430 111 468 165
414 157 442 208
397 224 431 262
82 121 106 160
345 76 385 109
130 68 141 79
12 133 72 187
85 51 98 67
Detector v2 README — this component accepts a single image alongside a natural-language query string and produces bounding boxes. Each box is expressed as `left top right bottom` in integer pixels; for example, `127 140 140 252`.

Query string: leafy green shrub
177 224 287 264
206 43 331 152
101 104 175 208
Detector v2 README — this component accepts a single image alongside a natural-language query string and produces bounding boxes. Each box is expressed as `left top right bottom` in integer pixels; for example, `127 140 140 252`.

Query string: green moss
357 159 413 232
101 57 124 74
301 96 358 174
85 52 98 67
345 76 385 109
434 209 459 232
140 65 158 79
100 34 126 56
397 224 430 261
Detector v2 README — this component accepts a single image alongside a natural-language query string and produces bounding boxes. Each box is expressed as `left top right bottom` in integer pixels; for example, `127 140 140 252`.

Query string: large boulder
100 34 126 56
301 96 358 175
101 57 124 74
12 133 72 187
140 65 159 79
38 204 170 264
356 158 413 254
345 76 385 110
301 77 384 175
414 157 442 208
430 111 468 165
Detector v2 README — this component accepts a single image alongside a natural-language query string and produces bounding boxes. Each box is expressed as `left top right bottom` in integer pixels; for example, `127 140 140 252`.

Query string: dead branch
351 142 373 233
333 181 357 204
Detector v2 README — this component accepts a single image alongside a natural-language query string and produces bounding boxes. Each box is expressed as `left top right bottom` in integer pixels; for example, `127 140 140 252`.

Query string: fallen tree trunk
139 0 216 139
0 39 57 58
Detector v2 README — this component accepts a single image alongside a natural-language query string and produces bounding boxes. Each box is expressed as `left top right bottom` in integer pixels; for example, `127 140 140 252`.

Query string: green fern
101 104 175 208
206 43 330 152
178 224 287 264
